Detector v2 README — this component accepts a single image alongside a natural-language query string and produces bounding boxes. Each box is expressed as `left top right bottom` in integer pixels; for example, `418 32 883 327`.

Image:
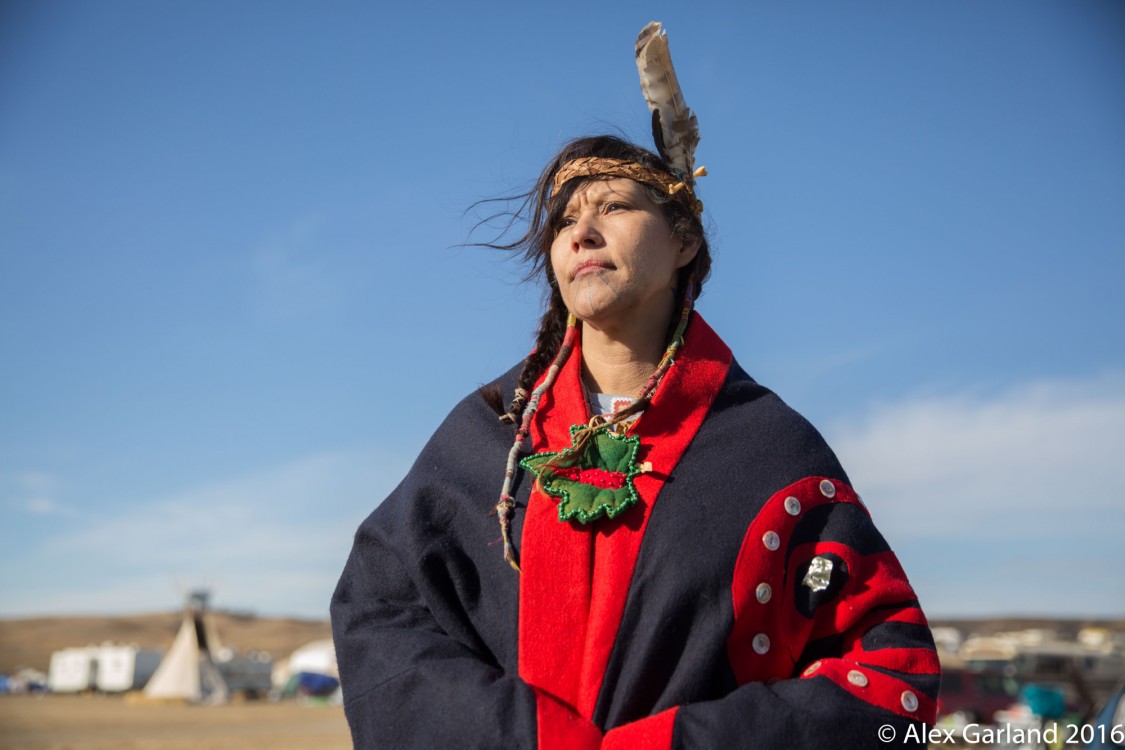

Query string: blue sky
2 1 1123 620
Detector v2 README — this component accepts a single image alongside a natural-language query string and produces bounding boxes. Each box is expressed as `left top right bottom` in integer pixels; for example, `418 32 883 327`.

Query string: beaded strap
494 314 578 571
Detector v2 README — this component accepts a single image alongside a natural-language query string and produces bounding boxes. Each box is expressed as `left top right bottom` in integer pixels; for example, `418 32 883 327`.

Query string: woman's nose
570 213 603 250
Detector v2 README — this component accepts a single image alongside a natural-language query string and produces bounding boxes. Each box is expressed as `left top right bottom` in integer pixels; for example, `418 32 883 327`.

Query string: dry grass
0 694 351 750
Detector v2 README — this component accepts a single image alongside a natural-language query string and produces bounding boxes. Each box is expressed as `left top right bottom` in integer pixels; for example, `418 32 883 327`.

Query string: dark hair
476 134 712 421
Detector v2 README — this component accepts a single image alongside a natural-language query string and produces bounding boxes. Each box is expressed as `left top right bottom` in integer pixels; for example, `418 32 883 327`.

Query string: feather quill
635 21 699 181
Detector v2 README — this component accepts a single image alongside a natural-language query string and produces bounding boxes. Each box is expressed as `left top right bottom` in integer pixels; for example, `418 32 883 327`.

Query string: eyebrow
566 180 638 209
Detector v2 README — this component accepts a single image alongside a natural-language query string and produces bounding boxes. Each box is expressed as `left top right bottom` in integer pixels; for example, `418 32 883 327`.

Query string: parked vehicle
938 666 1021 723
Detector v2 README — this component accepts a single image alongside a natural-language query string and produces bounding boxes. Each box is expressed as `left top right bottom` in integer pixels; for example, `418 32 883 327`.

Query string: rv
47 647 99 693
95 644 163 692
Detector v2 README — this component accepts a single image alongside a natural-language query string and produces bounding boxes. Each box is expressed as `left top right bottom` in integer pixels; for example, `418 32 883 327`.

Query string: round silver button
819 479 836 498
901 690 918 712
784 496 801 515
762 531 780 551
755 583 772 604
752 633 770 655
847 670 868 687
803 661 822 676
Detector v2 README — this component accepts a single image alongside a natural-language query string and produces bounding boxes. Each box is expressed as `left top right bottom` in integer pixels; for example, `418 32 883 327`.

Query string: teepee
143 590 229 703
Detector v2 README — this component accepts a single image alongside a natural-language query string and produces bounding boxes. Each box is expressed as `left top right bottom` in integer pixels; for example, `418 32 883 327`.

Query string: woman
331 135 941 748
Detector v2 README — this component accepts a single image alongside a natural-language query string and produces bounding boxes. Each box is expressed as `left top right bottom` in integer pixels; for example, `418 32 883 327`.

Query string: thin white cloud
23 497 77 517
14 471 59 494
2 470 78 517
828 371 1125 539
826 371 1125 616
0 447 411 618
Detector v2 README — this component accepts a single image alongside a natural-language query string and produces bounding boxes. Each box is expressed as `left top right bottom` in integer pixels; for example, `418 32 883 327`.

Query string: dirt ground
0 694 351 750
0 694 1011 749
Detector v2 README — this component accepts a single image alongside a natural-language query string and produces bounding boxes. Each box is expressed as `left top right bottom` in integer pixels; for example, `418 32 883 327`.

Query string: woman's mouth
573 260 613 279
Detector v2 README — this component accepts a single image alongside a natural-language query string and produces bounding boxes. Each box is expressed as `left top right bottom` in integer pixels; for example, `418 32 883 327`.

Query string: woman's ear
676 237 701 269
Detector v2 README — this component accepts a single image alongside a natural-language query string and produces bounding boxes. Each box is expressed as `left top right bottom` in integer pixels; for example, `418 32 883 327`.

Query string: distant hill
0 611 332 673
930 617 1125 639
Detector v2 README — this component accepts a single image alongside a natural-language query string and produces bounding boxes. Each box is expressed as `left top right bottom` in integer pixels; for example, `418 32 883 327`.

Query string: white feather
635 21 700 180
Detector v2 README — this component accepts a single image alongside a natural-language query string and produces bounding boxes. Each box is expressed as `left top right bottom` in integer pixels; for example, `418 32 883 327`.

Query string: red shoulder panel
727 476 940 723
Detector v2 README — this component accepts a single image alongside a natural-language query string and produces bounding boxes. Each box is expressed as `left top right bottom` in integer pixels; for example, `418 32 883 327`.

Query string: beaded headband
551 156 707 215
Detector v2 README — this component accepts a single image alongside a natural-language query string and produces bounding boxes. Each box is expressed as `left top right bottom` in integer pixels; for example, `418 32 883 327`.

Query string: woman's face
549 178 698 330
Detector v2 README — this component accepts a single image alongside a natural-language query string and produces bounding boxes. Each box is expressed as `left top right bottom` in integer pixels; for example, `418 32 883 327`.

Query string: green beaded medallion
520 425 644 524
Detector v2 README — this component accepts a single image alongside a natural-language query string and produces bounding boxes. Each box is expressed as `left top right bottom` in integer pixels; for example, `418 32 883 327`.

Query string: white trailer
47 647 99 693
95 644 163 692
